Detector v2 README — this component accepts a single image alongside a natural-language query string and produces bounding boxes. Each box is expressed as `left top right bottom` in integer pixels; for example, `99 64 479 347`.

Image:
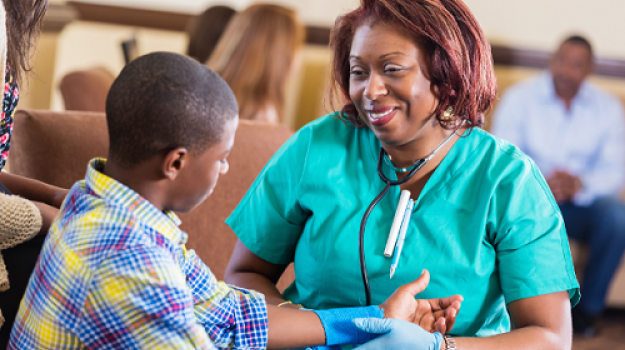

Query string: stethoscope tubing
358 130 459 305
359 148 425 306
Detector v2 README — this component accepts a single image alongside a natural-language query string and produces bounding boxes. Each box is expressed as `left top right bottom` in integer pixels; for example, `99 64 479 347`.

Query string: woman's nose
363 73 388 100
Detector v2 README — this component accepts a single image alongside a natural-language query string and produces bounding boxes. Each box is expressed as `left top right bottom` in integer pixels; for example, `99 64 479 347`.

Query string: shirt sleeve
490 87 527 151
226 127 312 265
575 99 625 205
79 245 217 350
181 247 268 350
489 154 580 306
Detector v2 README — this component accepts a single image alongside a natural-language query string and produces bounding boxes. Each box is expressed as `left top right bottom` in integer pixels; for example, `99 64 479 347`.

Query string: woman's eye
349 68 366 76
385 66 403 73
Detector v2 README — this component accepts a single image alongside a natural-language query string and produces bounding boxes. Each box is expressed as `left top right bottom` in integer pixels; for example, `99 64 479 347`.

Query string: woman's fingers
444 306 458 332
435 317 447 334
430 294 464 311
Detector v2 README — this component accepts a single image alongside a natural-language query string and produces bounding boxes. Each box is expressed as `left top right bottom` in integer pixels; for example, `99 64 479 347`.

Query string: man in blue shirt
492 35 625 338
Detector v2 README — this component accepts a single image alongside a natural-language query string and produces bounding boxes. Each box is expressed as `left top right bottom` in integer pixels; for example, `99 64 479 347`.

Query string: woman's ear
161 147 189 181
430 83 440 99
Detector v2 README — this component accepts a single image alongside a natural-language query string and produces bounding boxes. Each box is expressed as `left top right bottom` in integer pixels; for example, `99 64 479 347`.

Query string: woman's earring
439 107 457 127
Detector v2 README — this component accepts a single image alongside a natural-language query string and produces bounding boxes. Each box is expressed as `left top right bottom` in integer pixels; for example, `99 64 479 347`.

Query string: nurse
225 0 580 348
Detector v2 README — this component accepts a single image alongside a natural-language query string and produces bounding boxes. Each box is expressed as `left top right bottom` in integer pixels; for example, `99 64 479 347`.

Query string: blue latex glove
351 318 443 350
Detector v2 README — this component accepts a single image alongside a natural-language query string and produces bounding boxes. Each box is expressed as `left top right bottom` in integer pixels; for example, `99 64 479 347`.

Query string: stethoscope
358 131 458 306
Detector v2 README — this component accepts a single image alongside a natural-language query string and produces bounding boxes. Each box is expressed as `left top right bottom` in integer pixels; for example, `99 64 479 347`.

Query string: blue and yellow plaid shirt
9 159 268 350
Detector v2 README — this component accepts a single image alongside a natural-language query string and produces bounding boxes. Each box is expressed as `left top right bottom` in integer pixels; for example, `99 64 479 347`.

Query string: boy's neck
102 158 168 212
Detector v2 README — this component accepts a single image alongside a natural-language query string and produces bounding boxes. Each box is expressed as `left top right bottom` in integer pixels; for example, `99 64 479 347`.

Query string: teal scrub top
227 114 580 337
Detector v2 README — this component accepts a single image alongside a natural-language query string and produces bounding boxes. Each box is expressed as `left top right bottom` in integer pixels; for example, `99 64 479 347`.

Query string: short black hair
562 35 593 58
105 52 238 168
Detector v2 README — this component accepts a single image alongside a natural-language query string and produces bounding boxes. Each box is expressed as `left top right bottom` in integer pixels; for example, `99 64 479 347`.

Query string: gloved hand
351 317 443 350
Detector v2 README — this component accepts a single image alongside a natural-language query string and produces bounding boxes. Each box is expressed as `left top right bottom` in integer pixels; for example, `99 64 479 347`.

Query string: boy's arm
183 248 269 349
186 246 460 350
83 245 218 350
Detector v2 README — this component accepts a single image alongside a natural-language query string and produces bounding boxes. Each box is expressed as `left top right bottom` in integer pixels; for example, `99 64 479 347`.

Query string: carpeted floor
573 308 625 350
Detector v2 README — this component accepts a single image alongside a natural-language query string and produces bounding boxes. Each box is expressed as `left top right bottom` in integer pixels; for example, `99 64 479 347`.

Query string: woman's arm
0 172 68 208
446 291 571 350
224 239 291 305
354 291 571 350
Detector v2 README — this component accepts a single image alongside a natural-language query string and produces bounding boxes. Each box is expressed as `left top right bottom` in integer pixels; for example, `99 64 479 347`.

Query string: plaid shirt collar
85 158 187 246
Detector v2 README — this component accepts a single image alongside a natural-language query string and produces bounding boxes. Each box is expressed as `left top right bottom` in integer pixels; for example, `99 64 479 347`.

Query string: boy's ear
161 147 189 181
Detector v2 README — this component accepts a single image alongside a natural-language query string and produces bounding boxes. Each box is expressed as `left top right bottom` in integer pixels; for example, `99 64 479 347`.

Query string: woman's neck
382 125 458 169
385 124 467 200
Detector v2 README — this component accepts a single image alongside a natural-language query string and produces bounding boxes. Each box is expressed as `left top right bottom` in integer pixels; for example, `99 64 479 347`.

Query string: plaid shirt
9 159 268 350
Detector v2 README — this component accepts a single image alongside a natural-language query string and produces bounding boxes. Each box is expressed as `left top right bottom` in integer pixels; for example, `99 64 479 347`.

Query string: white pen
390 199 414 279
384 190 411 258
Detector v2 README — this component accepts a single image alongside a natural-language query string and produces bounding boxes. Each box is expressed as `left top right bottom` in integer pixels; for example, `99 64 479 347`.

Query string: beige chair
10 109 295 290
59 67 116 112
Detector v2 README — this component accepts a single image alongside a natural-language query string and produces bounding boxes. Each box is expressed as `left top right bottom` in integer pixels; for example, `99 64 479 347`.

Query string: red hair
330 0 496 128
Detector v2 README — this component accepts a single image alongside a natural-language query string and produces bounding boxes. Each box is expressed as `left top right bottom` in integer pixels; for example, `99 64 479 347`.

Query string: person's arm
448 292 571 350
192 244 460 349
574 99 625 205
0 172 68 208
266 270 458 350
267 271 460 349
0 172 68 235
224 239 291 305
354 291 570 350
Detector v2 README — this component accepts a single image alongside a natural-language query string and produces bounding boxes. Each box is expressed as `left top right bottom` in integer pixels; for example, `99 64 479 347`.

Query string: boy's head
105 52 238 213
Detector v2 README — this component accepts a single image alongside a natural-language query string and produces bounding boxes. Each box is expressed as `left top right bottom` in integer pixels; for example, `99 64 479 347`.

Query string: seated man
491 35 625 337
8 52 460 350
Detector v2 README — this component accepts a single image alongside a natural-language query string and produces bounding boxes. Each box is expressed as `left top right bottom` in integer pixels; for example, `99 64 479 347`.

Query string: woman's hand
51 188 69 208
380 269 463 334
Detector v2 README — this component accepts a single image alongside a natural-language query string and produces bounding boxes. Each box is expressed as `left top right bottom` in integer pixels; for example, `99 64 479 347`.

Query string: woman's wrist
442 334 456 350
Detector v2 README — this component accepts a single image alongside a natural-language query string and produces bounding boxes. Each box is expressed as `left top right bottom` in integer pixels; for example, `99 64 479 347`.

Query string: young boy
8 52 460 350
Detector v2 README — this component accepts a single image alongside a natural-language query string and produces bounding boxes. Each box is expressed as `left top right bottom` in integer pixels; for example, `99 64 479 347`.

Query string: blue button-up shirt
491 71 625 206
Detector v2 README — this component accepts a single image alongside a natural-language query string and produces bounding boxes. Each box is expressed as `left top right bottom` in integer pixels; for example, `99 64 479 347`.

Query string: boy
9 52 459 349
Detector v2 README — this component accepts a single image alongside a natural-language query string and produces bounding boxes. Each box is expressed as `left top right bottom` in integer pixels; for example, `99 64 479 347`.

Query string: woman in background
186 5 236 64
0 0 68 346
207 4 304 123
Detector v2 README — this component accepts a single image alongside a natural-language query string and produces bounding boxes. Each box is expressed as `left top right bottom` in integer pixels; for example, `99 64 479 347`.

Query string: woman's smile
366 107 397 126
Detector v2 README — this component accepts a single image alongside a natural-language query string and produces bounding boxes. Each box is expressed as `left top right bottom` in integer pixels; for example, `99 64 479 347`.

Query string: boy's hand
379 270 463 334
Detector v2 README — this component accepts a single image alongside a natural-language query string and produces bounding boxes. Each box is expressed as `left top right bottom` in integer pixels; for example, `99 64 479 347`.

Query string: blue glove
351 318 443 350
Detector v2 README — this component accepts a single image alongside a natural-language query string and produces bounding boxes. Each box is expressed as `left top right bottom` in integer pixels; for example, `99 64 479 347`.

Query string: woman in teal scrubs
225 0 580 348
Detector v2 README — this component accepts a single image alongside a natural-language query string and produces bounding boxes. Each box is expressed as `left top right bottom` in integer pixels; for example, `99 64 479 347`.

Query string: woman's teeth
369 109 393 120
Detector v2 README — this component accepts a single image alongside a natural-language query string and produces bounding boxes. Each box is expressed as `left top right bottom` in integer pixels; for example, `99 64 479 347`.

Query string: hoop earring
439 107 457 128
